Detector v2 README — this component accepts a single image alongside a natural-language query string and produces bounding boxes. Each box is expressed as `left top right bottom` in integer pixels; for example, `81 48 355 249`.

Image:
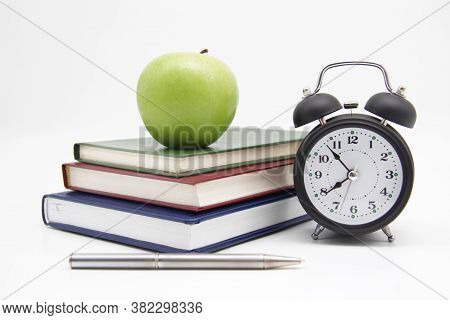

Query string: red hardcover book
62 159 294 212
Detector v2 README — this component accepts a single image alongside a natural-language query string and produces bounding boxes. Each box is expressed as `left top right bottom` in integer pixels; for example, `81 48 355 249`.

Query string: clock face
303 126 404 225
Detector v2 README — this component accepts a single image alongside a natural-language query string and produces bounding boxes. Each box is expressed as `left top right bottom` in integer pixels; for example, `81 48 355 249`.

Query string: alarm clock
292 62 416 241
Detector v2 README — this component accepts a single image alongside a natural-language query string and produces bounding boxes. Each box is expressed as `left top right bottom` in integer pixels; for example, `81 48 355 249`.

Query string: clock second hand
338 180 353 215
338 165 357 214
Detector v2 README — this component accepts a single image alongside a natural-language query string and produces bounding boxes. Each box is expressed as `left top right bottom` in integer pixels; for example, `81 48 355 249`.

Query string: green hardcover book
74 127 307 177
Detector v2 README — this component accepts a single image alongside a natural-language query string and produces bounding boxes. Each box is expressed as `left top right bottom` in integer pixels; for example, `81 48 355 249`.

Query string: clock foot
311 224 325 240
382 226 395 242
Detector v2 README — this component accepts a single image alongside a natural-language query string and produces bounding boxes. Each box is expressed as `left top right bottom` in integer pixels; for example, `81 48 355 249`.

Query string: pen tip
265 255 303 269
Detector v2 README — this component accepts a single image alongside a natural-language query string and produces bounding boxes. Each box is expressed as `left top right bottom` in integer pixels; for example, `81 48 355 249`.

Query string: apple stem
200 48 208 54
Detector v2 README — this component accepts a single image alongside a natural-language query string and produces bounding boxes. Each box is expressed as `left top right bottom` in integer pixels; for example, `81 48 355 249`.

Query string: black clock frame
294 114 414 236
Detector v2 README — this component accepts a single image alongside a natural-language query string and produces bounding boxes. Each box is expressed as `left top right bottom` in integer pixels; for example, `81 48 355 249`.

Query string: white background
1 0 449 310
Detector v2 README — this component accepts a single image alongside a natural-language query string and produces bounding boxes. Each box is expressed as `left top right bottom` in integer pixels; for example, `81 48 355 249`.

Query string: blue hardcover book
42 191 310 253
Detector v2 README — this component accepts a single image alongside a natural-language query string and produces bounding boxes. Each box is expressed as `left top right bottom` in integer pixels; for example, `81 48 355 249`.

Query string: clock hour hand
326 145 351 172
325 177 349 194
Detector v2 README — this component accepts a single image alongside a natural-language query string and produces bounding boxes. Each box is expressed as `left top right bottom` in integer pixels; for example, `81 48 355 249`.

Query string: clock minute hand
326 145 351 172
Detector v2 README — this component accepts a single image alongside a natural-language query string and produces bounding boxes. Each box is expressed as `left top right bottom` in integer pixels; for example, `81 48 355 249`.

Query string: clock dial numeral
368 201 376 210
369 140 373 148
332 141 342 149
315 171 322 179
380 153 388 161
319 155 329 163
320 188 327 196
333 201 340 210
347 136 358 144
350 205 358 214
385 170 394 179
380 187 388 196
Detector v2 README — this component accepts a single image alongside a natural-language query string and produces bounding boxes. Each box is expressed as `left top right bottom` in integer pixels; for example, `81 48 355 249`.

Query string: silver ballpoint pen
70 253 303 270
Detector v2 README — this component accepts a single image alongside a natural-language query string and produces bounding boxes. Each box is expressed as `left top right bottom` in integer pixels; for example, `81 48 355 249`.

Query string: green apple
137 50 239 148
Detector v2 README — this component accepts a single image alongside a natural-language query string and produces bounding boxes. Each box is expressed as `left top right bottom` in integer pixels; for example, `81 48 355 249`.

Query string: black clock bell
292 61 417 241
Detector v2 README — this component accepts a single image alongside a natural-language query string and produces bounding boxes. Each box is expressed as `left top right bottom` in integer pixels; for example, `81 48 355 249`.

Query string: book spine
41 195 49 225
73 143 81 160
62 164 70 189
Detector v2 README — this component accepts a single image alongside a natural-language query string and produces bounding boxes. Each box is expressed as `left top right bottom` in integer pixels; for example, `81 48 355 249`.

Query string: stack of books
42 128 310 252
